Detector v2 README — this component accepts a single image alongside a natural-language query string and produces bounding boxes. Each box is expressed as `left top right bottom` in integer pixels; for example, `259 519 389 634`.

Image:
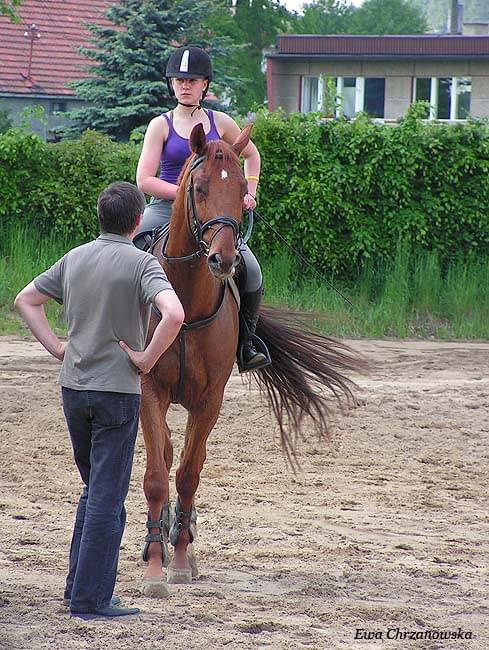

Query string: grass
0 225 76 336
2 224 489 340
262 244 489 340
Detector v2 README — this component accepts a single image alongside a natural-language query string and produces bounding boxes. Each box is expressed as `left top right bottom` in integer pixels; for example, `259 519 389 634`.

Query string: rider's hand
243 192 256 211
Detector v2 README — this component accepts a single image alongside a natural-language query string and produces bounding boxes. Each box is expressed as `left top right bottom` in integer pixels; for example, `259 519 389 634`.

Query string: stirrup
141 504 171 566
237 334 271 373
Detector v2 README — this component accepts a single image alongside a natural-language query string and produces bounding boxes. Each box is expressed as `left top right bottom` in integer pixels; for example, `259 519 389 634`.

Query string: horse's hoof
187 544 199 578
167 566 192 584
141 577 171 598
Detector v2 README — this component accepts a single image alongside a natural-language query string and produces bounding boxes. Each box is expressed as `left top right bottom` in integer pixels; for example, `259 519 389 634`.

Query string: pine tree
62 0 239 140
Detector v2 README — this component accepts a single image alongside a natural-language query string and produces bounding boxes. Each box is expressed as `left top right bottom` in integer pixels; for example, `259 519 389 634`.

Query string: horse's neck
165 220 222 322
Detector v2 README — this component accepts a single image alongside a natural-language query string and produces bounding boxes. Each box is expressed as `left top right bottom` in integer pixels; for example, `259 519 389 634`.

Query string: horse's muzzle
207 251 241 280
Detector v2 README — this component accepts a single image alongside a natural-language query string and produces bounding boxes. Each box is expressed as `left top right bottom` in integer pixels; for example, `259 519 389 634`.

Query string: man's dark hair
97 181 146 235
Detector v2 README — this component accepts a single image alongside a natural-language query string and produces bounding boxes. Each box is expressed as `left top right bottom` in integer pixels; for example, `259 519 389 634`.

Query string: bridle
161 152 253 264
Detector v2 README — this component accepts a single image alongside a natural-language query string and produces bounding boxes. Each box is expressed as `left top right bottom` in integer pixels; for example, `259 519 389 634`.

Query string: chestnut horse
139 123 365 596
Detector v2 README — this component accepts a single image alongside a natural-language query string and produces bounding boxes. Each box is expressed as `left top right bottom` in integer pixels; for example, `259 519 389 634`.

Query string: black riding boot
237 287 272 373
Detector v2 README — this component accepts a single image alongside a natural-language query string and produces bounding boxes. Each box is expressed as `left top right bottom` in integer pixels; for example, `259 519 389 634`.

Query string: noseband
161 152 248 264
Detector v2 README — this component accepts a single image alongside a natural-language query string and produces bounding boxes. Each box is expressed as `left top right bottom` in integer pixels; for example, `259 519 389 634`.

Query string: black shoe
63 595 120 608
70 605 140 620
240 341 270 372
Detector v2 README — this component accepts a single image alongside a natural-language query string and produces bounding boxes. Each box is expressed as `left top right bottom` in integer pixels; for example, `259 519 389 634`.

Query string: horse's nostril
208 253 222 269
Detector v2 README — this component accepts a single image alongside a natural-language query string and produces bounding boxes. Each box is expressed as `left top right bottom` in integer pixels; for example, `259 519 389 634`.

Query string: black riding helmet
166 46 213 100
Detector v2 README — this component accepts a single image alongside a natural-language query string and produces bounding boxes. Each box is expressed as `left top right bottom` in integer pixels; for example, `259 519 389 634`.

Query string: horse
138 123 366 595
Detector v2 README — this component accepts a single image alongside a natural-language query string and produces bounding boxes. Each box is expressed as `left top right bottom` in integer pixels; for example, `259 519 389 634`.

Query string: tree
204 0 294 112
63 0 240 140
0 0 21 22
294 0 427 35
351 0 427 34
296 0 355 35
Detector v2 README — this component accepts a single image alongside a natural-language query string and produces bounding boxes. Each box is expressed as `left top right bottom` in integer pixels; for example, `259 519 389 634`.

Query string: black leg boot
237 287 272 373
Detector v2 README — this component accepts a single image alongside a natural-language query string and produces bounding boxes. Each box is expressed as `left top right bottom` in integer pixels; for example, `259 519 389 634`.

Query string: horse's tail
253 307 369 466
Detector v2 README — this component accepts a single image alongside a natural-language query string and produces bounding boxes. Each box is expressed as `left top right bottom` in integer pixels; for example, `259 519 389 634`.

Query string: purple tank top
159 110 221 185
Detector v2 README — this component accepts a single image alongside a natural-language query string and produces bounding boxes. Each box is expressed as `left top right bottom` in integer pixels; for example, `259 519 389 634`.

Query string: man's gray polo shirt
34 233 173 394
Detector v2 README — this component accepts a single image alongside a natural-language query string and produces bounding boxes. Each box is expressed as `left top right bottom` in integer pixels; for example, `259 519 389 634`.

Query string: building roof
269 34 489 60
0 0 113 97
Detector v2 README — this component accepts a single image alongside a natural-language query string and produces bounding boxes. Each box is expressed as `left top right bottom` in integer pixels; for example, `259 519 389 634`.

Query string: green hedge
251 105 489 275
0 129 139 241
2 105 489 277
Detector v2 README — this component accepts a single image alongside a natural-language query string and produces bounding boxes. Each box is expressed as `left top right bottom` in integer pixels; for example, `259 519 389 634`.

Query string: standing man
14 181 184 620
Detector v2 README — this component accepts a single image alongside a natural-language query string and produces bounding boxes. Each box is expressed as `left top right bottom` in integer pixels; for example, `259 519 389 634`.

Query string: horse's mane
178 140 241 185
204 139 240 166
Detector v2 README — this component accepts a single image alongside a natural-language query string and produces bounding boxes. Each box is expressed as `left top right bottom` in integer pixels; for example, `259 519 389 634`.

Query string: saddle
134 225 169 254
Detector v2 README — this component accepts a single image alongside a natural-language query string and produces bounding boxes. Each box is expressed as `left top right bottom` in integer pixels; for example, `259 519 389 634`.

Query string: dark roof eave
266 53 489 61
0 91 83 100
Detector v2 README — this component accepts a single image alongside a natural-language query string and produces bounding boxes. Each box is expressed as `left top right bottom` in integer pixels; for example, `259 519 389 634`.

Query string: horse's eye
195 185 207 198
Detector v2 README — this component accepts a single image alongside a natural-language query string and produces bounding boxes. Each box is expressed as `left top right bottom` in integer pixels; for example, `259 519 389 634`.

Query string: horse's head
184 123 252 280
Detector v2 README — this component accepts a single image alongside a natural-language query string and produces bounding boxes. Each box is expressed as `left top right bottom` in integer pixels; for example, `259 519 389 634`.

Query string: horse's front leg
168 398 223 584
139 375 173 597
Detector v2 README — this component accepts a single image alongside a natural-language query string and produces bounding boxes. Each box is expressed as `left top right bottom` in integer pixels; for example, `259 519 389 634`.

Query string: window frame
412 76 471 120
300 75 386 119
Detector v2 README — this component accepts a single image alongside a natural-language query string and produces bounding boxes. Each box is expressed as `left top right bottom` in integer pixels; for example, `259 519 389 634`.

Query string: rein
160 151 246 403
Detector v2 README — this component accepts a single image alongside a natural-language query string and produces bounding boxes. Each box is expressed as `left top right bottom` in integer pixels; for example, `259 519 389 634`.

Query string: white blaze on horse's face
220 169 228 180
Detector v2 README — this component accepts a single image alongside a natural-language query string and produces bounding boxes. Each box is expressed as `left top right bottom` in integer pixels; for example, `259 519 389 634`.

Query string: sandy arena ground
0 335 488 650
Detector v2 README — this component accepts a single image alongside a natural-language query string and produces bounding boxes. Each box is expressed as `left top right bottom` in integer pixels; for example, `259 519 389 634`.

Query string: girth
174 283 227 404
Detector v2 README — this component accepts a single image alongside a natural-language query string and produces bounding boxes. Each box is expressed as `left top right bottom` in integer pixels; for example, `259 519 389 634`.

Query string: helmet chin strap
177 101 202 116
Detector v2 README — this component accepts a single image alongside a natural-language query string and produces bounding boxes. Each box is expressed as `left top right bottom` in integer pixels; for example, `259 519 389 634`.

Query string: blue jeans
61 388 140 611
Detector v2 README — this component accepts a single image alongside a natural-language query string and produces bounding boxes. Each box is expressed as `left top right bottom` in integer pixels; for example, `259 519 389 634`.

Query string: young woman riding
135 45 270 373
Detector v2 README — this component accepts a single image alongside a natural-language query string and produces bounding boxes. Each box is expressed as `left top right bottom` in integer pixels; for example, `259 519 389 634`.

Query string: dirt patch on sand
0 336 488 649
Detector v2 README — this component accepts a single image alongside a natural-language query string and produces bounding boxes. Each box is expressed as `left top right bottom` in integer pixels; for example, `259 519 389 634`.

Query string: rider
135 44 270 373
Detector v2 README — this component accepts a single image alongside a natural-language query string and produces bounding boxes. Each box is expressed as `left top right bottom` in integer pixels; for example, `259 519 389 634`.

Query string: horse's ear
189 123 207 156
231 124 252 157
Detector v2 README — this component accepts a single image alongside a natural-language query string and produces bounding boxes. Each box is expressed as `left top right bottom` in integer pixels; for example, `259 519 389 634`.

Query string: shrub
3 107 489 279
250 105 489 276
0 129 140 241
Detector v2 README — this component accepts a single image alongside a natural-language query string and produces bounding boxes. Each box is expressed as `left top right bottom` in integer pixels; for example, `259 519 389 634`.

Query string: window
456 78 471 119
413 77 471 120
336 77 385 119
50 100 66 114
364 78 386 118
300 75 385 119
341 77 356 118
301 76 321 113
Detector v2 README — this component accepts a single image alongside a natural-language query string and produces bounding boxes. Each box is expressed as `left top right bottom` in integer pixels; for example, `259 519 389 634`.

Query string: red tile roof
0 0 113 96
273 34 489 58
